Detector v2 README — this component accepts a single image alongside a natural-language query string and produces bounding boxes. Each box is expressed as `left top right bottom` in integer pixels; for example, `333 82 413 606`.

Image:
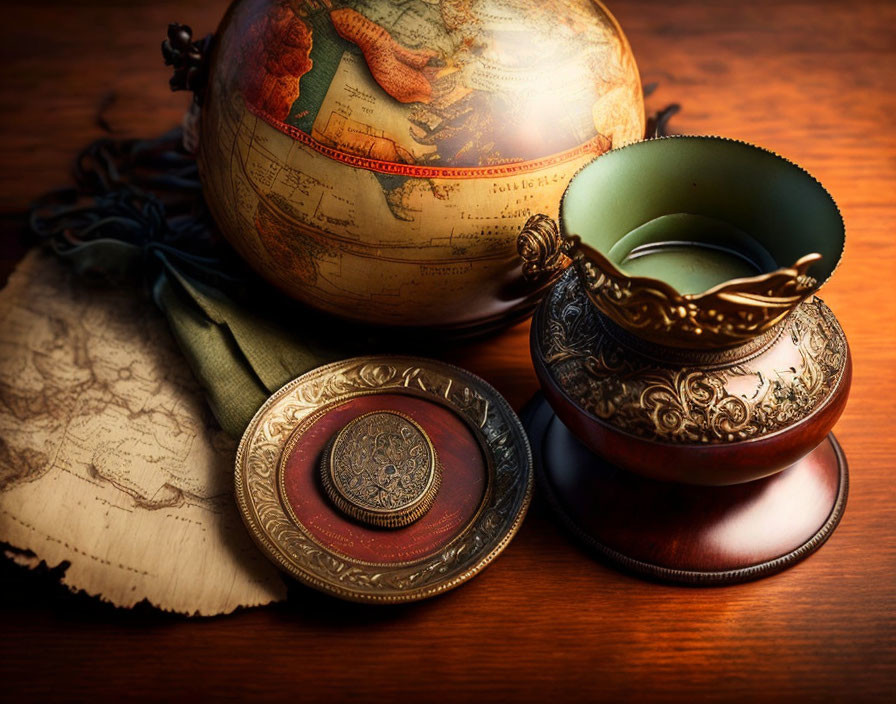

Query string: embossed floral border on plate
235 356 534 604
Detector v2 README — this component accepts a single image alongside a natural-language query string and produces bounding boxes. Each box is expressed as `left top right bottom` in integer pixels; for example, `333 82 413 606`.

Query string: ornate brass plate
235 356 533 603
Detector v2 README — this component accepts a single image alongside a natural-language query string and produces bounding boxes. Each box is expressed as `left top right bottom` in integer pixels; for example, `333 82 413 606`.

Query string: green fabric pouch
28 132 362 437
41 234 348 438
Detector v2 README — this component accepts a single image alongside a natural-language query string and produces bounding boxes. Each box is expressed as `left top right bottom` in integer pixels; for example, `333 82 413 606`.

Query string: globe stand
523 394 849 585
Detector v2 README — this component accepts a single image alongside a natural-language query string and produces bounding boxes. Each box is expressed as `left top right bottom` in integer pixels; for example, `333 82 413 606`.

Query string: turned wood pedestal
523 393 848 585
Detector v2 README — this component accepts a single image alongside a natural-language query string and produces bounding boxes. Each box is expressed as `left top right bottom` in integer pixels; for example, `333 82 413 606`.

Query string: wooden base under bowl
523 393 848 585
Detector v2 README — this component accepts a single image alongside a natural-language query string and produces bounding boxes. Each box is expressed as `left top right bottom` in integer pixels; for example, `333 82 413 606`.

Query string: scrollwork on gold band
234 356 533 603
572 246 820 350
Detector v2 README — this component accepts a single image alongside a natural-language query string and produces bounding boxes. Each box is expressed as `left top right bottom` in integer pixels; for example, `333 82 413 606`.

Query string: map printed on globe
199 0 644 328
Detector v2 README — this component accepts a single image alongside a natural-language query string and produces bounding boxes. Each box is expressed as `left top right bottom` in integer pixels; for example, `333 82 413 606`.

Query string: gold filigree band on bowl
234 356 533 604
518 136 845 350
540 271 849 446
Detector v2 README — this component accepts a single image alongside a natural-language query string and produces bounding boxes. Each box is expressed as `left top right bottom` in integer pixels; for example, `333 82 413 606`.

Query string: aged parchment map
0 251 286 615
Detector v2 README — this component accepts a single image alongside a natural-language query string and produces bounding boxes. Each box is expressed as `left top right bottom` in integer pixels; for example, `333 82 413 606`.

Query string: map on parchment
198 0 644 327
0 251 286 615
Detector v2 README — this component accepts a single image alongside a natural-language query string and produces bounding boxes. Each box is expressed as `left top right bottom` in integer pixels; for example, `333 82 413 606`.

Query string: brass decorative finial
162 23 213 104
518 213 572 281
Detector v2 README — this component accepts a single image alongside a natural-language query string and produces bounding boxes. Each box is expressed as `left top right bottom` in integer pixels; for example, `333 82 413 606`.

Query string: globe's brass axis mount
320 411 442 529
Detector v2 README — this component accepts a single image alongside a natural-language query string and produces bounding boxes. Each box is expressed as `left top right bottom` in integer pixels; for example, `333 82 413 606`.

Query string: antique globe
197 0 644 330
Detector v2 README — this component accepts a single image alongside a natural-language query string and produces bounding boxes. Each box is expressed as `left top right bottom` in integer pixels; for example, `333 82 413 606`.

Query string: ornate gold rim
544 134 845 350
570 244 821 349
235 356 533 603
319 410 443 529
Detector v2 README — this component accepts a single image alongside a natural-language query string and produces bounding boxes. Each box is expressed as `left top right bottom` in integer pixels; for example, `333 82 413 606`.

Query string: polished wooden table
2 1 894 700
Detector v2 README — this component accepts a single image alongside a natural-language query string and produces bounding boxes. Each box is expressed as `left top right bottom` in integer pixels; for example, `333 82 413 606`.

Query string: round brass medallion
321 411 442 528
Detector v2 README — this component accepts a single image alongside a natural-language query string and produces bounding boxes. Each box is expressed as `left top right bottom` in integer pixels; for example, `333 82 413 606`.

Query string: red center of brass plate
282 393 487 564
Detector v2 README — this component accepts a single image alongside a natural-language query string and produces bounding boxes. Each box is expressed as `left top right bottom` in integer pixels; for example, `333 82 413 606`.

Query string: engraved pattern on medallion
331 412 432 511
235 358 532 602
542 271 847 444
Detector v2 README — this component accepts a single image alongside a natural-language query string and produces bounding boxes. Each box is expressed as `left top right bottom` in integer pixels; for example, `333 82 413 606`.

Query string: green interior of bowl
561 136 844 296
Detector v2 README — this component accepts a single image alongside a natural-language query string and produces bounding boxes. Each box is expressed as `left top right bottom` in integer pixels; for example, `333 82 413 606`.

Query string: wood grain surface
1 0 894 701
